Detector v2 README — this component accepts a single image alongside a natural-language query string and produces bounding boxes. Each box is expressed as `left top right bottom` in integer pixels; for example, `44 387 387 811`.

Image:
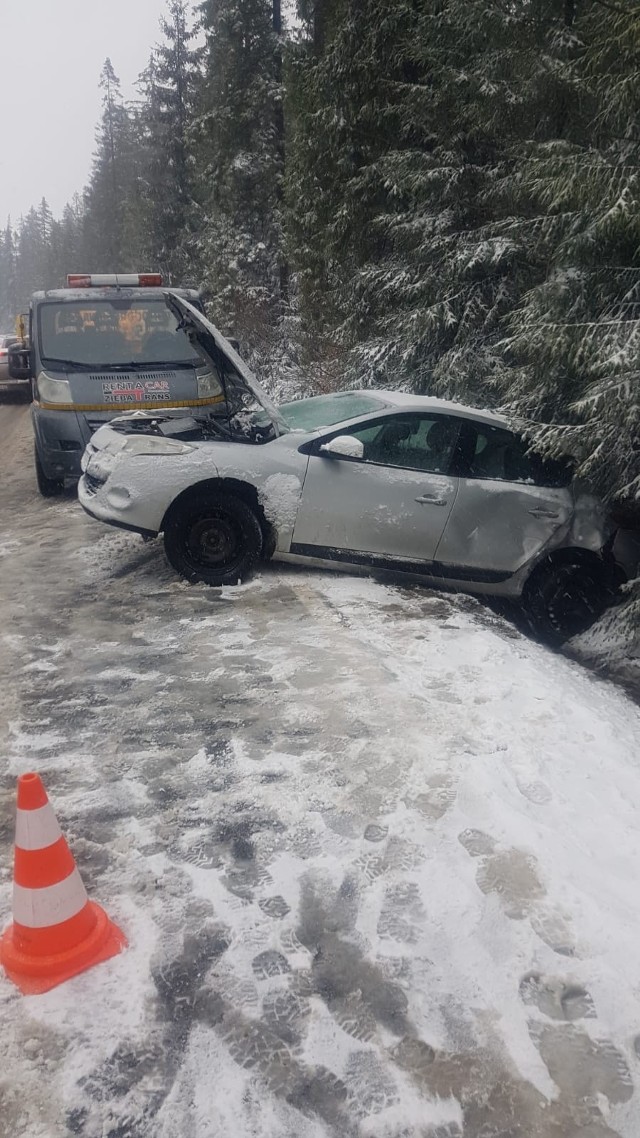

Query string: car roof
351 389 509 428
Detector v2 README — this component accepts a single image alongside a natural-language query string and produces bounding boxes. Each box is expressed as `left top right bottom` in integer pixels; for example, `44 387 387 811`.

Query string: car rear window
464 423 573 488
279 392 388 430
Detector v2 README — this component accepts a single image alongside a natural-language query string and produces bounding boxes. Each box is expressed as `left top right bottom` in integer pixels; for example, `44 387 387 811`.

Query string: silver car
78 296 622 642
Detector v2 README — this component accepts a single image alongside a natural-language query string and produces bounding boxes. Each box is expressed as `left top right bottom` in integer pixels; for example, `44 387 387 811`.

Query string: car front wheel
522 557 615 645
163 490 263 586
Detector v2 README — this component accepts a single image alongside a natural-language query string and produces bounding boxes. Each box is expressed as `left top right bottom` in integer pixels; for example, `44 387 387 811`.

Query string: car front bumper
78 472 161 537
78 482 158 538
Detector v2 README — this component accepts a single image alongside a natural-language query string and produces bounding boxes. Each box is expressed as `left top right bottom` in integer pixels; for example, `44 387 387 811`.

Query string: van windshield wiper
95 360 198 371
41 358 197 373
41 357 95 372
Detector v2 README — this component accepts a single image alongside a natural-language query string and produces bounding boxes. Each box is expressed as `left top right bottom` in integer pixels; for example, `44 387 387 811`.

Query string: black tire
34 444 64 497
523 557 613 645
163 490 263 585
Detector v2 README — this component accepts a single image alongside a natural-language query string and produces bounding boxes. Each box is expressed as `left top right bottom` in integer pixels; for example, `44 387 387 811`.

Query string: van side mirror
319 435 365 459
8 344 32 381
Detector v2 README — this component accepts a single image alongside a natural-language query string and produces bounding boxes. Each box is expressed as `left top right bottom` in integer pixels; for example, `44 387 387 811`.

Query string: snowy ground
1 403 640 1138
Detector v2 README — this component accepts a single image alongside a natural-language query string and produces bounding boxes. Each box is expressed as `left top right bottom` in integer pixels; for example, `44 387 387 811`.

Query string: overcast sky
0 0 172 225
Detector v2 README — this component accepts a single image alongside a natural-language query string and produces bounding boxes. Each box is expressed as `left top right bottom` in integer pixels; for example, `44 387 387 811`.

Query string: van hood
164 292 289 435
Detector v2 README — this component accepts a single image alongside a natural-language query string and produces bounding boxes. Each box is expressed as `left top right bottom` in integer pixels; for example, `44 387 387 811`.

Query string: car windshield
278 392 388 430
38 299 201 370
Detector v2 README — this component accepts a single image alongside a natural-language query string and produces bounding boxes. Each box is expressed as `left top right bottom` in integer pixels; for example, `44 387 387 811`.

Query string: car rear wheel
35 444 64 497
163 490 263 585
523 557 614 645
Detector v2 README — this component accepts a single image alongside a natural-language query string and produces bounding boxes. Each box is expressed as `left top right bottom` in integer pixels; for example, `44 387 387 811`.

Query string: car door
434 419 574 574
291 412 461 564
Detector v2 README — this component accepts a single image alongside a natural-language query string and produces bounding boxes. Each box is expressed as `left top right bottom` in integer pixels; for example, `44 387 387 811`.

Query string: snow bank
567 529 640 699
567 587 640 698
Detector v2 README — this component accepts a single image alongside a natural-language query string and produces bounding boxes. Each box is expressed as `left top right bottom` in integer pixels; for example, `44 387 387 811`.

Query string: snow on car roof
352 389 509 427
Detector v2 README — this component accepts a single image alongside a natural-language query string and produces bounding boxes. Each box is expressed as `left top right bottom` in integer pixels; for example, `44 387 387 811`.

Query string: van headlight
197 370 222 399
37 373 72 404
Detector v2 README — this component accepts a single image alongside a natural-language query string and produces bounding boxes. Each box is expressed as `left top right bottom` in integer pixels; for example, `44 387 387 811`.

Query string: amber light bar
66 274 163 288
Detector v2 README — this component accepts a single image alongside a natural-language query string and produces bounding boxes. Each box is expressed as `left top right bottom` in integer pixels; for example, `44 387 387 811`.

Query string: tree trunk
555 0 576 137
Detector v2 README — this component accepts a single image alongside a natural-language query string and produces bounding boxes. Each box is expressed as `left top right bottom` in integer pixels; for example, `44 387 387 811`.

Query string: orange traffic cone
0 772 127 994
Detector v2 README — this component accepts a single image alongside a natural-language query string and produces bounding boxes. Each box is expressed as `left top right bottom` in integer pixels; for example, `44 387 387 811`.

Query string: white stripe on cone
12 868 88 928
15 804 62 851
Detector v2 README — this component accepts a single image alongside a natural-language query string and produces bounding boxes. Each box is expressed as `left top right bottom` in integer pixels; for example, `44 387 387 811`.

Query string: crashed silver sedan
78 295 623 642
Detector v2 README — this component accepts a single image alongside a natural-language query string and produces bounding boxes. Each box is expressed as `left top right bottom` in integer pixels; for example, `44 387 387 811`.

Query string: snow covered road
1 403 640 1138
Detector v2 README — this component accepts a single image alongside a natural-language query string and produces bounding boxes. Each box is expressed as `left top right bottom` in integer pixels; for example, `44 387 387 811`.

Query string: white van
8 274 224 496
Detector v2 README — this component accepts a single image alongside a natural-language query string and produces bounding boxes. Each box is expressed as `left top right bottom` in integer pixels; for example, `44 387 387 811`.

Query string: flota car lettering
102 380 170 404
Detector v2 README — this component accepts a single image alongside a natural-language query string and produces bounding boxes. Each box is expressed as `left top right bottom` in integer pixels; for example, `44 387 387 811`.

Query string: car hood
164 292 289 435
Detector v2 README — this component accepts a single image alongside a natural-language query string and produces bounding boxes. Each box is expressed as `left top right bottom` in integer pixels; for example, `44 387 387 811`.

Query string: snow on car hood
164 293 289 435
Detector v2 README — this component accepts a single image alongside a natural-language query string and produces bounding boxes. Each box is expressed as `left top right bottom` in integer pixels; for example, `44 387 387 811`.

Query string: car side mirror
319 435 364 459
8 344 32 381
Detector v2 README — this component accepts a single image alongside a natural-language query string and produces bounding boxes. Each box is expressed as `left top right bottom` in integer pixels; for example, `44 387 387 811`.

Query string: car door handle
415 494 448 507
528 507 561 519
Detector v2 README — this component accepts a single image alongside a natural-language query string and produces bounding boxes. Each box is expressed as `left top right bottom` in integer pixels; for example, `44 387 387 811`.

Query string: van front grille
87 371 178 382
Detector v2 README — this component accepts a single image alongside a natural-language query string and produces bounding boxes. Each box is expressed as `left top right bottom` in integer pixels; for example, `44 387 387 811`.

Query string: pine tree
286 0 589 396
500 2 640 507
13 209 49 309
46 196 86 286
83 59 132 268
138 1 202 281
0 223 16 329
194 0 286 343
284 0 350 345
37 198 59 290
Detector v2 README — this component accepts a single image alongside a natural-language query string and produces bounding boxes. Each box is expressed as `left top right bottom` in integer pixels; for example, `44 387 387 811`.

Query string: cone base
0 901 127 995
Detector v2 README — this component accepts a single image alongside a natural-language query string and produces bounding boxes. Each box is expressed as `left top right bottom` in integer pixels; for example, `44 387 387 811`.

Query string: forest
0 0 638 531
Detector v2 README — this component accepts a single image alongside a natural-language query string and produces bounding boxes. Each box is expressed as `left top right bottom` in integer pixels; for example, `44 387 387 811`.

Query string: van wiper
41 358 196 373
41 357 95 372
101 360 196 371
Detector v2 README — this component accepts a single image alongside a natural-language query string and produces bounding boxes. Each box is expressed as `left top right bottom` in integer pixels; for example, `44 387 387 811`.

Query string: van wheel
163 490 263 585
522 557 612 645
35 445 64 497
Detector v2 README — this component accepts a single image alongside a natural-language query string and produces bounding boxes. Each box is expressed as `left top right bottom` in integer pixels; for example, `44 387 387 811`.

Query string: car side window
331 414 461 474
464 424 572 487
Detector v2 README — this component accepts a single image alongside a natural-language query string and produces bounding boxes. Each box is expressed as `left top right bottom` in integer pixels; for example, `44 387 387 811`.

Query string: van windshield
38 299 200 370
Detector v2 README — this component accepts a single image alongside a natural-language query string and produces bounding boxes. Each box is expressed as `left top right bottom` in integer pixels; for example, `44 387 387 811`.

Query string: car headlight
122 436 196 456
86 451 117 481
196 370 222 399
37 372 72 404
